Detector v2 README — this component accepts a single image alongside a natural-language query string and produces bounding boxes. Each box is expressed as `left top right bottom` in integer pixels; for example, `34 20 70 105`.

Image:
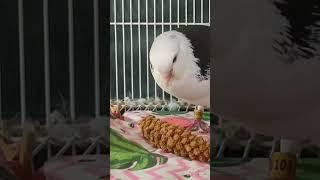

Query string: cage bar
177 0 180 28
122 0 126 98
185 0 188 25
193 0 195 24
201 0 204 23
0 64 2 128
153 0 157 98
18 0 26 126
94 0 100 117
32 138 48 157
146 0 150 99
68 0 76 121
169 0 172 30
68 0 76 156
169 0 173 101
43 0 51 126
161 0 165 100
161 0 164 33
83 141 95 155
55 138 75 159
138 0 142 99
130 0 134 99
208 0 210 24
114 0 119 101
83 136 101 155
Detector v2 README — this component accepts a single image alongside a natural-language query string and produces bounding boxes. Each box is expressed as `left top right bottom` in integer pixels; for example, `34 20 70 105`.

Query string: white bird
149 26 211 132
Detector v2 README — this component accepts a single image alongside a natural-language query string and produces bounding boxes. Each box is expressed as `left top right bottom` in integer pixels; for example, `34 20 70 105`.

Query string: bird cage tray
110 111 210 179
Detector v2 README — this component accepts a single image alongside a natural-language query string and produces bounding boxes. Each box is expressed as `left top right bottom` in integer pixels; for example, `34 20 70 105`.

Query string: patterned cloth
110 111 210 180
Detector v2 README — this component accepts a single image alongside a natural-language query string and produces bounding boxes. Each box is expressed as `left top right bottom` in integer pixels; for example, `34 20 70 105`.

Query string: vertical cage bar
193 0 195 24
201 0 203 23
169 0 173 101
169 0 172 30
138 0 142 99
0 64 2 130
130 0 134 99
18 0 26 126
114 0 119 101
68 0 76 156
68 0 76 121
161 0 165 100
208 0 210 25
43 0 51 126
177 0 180 28
185 0 188 25
146 0 149 99
161 0 164 33
153 0 157 98
122 0 126 98
94 0 100 117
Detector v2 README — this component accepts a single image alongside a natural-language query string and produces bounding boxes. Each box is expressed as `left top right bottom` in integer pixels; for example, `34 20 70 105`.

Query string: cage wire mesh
110 0 210 109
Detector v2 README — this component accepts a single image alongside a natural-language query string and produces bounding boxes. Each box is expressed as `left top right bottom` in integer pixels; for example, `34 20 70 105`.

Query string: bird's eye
173 56 177 63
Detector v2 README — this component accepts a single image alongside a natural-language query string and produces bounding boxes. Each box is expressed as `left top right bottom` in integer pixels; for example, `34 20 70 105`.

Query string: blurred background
0 0 108 179
0 0 108 122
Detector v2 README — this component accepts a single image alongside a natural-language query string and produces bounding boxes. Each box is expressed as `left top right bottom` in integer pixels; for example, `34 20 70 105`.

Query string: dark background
0 0 108 121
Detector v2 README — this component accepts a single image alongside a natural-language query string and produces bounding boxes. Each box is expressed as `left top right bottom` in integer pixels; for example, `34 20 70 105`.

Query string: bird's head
149 31 190 88
149 26 211 91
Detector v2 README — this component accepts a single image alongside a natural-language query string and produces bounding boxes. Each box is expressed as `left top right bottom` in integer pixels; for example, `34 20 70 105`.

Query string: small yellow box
269 152 296 180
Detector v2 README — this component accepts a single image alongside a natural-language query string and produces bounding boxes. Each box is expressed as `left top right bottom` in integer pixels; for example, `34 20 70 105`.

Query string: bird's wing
175 25 212 79
272 0 320 63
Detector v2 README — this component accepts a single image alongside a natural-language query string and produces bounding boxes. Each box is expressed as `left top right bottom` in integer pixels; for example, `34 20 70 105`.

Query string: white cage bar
43 0 51 127
138 0 142 99
153 0 157 98
18 0 26 126
68 0 76 122
94 0 101 118
146 0 150 99
68 0 76 156
0 64 2 129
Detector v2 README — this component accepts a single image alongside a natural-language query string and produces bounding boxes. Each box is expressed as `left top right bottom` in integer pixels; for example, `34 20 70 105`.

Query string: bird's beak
160 72 173 87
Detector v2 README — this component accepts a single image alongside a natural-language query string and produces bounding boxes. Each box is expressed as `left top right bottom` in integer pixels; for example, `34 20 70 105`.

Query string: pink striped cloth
111 111 210 180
